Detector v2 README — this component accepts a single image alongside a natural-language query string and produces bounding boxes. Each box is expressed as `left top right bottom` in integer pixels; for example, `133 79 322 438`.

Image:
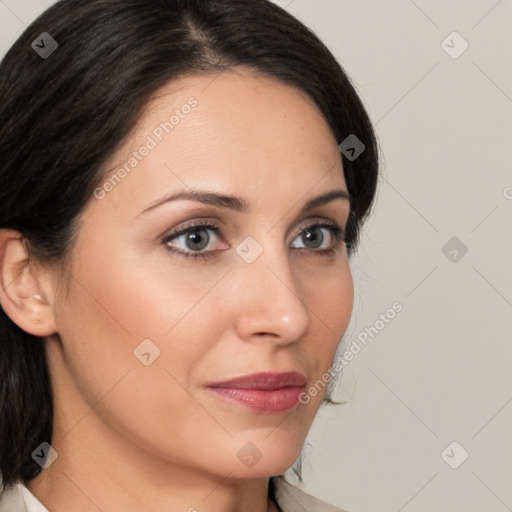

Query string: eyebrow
137 188 351 218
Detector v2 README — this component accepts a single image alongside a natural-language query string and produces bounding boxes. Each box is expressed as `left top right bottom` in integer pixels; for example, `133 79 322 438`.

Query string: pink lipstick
206 372 306 413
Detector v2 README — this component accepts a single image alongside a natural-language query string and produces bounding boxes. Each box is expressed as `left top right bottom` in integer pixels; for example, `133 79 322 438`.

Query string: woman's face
48 68 353 479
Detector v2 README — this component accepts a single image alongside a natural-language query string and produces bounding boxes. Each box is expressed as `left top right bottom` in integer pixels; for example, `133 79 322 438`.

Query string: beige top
0 476 348 511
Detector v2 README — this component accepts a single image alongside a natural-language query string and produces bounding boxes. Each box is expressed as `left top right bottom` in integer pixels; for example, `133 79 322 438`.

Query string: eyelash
162 220 346 261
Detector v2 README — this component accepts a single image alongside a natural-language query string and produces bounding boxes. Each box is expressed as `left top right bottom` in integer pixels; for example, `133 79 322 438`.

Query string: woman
0 0 379 510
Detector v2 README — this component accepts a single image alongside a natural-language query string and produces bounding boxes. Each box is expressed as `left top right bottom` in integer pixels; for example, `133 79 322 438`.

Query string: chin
216 429 307 479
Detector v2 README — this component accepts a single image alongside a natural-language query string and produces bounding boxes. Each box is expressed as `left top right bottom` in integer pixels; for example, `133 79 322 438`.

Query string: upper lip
207 372 307 390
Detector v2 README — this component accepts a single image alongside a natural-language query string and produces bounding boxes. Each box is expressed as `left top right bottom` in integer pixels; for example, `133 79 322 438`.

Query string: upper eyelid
166 216 340 233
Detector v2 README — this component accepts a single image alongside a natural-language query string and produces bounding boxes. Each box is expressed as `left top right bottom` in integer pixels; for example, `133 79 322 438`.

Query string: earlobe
0 229 58 337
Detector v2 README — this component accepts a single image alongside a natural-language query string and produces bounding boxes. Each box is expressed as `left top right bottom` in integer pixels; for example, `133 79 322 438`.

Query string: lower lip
207 386 304 413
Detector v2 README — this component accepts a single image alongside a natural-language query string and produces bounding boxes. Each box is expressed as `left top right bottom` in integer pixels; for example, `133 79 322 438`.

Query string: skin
0 67 353 512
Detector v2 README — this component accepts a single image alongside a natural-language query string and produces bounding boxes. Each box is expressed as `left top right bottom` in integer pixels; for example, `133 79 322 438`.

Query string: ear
0 229 58 337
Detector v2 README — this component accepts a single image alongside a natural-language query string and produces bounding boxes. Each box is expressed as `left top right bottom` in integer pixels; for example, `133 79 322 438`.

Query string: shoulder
0 482 48 512
272 475 349 512
0 483 27 512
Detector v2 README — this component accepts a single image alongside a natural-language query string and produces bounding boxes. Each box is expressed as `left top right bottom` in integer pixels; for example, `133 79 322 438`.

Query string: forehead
95 68 346 214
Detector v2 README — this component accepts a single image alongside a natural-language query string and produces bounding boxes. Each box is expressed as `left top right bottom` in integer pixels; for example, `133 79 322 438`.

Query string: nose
232 250 312 346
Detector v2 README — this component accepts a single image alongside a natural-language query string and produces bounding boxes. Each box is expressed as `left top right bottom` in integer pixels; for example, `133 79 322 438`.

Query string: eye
162 221 226 261
162 220 345 261
290 222 345 254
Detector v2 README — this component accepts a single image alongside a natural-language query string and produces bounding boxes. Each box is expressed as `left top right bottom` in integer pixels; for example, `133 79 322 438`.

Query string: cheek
298 259 353 411
321 258 354 323
56 243 226 392
52 254 226 465
304 257 354 348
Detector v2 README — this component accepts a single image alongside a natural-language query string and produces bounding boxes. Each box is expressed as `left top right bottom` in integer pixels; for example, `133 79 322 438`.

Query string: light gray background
1 1 511 511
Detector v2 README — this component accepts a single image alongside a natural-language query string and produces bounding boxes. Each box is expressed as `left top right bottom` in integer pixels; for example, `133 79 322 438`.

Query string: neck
26 401 278 512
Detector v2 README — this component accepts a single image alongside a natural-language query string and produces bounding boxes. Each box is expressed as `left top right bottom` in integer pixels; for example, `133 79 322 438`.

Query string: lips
206 372 307 413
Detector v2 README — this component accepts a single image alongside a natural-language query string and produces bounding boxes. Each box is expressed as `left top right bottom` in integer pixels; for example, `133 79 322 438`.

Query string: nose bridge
233 236 312 343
